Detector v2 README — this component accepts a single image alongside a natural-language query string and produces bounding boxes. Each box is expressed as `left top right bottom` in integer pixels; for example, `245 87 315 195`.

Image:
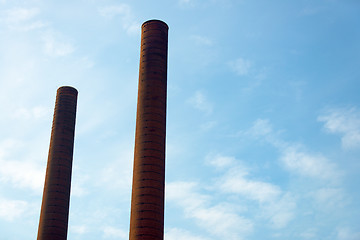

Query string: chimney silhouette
37 86 78 240
129 20 169 240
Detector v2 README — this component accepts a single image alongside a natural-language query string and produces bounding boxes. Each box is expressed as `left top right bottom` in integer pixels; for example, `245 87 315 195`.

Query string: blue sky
1 0 360 239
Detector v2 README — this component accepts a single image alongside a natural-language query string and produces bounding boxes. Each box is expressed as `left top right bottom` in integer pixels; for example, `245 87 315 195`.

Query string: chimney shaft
37 86 78 240
129 20 169 240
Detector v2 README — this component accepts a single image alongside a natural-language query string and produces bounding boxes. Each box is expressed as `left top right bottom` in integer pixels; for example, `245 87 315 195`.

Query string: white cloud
70 225 88 234
0 139 45 193
12 20 46 31
246 118 284 149
70 171 89 197
0 139 17 159
99 4 140 35
206 154 236 169
193 204 253 239
0 197 28 221
247 119 342 182
103 226 127 239
0 158 45 192
12 106 50 120
229 58 252 76
248 118 274 137
312 187 347 210
213 158 296 228
97 147 133 192
280 146 341 182
219 168 282 203
165 228 210 240
318 107 360 150
263 193 296 229
2 7 39 23
1 7 46 31
166 181 253 239
188 91 213 114
167 181 208 212
42 31 75 57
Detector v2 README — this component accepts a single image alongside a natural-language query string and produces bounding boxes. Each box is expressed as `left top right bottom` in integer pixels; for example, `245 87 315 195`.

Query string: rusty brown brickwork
37 86 78 240
129 20 168 240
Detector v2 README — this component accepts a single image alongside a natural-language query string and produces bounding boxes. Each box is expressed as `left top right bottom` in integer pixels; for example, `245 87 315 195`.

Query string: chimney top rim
142 20 169 30
58 86 78 95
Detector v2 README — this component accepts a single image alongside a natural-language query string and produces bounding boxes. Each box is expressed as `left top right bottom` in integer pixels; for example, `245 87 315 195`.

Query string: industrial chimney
129 20 169 240
37 86 78 240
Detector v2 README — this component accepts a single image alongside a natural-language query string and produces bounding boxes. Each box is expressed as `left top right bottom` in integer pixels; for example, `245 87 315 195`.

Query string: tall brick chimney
37 86 78 240
129 20 169 240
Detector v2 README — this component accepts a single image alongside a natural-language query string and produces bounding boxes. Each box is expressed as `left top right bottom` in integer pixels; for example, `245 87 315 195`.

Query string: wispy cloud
98 158 132 191
0 197 28 221
229 58 252 76
318 107 360 150
205 153 236 169
12 106 50 120
98 4 140 35
95 144 133 196
247 119 342 183
0 158 44 192
188 91 213 114
42 31 75 57
240 118 352 228
2 7 39 22
280 146 341 182
311 187 348 210
248 118 274 138
219 166 282 203
211 154 296 228
70 170 89 197
0 139 45 193
166 181 253 239
70 225 88 235
228 58 266 94
103 226 127 239
192 203 253 239
167 182 208 212
263 193 296 229
1 7 47 31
